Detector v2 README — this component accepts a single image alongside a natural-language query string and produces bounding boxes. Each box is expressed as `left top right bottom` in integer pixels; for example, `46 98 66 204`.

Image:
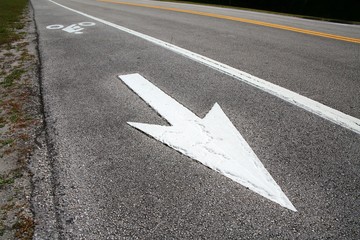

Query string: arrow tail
120 74 198 125
128 122 173 141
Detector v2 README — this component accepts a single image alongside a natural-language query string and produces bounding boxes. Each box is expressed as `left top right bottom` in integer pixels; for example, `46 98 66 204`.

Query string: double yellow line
98 0 360 44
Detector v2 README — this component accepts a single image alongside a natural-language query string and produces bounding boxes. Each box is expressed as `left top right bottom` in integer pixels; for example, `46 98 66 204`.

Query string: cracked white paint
120 73 297 212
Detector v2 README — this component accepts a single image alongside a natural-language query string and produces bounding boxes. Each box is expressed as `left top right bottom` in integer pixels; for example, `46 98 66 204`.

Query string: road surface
30 0 360 239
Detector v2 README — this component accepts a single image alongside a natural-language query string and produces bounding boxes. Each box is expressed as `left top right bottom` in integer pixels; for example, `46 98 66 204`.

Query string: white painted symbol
46 24 64 30
46 22 96 34
62 24 84 34
120 73 297 212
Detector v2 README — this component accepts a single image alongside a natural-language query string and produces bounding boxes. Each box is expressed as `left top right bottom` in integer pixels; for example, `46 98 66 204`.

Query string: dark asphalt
31 0 360 239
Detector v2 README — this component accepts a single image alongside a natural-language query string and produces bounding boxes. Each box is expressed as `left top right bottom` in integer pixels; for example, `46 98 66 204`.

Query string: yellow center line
97 0 360 44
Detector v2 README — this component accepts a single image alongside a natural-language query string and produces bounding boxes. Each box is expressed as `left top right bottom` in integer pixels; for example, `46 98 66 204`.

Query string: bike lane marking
46 22 96 34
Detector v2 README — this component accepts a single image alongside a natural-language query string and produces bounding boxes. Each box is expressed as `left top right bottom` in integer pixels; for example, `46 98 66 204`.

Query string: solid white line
48 0 360 135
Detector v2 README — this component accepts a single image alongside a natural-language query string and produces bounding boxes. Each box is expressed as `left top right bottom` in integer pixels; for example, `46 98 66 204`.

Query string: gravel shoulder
0 3 47 239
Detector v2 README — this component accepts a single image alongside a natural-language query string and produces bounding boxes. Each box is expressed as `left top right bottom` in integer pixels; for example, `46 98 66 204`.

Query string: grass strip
0 0 28 46
0 176 15 186
1 68 26 88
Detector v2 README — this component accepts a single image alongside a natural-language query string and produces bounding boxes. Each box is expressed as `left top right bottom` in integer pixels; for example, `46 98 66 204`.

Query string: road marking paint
48 0 360 135
98 0 360 44
120 73 297 211
46 24 64 29
62 24 85 34
46 22 96 34
78 22 96 27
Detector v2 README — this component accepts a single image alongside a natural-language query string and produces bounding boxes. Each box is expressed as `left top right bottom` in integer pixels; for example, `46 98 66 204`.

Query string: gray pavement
31 0 360 239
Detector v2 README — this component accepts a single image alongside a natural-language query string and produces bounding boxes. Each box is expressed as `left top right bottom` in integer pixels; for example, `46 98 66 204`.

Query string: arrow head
129 103 296 211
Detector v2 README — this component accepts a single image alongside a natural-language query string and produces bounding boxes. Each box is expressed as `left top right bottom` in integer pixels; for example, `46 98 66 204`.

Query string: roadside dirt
0 5 42 240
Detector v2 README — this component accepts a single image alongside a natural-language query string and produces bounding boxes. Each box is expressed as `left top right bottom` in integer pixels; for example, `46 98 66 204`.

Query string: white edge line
48 0 360 135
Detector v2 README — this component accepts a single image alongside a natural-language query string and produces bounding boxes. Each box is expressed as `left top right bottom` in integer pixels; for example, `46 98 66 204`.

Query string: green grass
0 176 15 186
1 68 26 88
0 139 14 147
0 0 28 46
10 114 19 123
0 116 5 127
0 222 4 236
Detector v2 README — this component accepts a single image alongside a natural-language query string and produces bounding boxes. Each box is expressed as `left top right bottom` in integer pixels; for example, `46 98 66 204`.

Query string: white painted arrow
119 73 296 212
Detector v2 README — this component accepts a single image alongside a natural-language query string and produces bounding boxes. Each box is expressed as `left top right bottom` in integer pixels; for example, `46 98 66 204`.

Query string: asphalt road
30 0 360 239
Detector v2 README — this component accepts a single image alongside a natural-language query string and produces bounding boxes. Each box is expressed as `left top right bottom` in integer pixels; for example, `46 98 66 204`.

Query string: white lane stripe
48 0 360 135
